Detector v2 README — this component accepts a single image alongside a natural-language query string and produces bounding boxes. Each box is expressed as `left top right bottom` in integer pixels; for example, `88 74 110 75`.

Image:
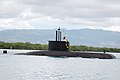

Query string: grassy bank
70 45 120 53
0 42 120 53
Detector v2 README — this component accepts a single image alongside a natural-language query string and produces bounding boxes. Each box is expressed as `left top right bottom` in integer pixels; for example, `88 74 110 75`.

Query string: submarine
15 28 116 59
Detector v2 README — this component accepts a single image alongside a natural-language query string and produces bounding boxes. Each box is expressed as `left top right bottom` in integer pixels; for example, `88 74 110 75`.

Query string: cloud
0 0 120 31
0 18 35 30
0 0 26 18
20 0 120 18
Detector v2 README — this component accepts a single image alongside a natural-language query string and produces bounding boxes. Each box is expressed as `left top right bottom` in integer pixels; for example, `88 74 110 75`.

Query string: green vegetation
0 42 48 50
0 42 120 53
70 45 120 53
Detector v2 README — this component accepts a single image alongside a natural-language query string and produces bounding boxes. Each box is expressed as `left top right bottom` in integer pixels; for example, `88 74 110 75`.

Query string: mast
56 27 61 41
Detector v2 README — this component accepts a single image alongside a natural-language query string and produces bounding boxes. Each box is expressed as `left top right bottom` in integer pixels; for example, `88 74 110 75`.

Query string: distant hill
0 29 120 48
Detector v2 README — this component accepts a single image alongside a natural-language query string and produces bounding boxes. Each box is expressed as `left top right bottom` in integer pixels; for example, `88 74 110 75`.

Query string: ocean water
0 49 120 80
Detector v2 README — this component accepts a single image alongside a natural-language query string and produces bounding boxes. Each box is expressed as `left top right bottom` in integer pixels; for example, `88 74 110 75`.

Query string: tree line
0 42 120 53
0 42 48 50
69 45 120 53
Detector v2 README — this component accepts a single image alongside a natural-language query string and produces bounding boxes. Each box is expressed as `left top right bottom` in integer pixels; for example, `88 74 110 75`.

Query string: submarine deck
15 50 116 59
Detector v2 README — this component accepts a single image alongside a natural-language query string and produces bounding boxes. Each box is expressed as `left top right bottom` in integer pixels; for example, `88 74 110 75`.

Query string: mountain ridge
0 28 120 48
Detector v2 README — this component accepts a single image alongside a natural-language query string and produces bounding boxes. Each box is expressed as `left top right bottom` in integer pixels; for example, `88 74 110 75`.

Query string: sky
0 0 120 31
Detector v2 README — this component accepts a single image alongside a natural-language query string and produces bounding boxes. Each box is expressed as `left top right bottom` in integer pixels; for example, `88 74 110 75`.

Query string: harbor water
0 49 120 80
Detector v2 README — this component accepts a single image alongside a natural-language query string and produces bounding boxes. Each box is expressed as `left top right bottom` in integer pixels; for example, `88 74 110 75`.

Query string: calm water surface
0 49 120 80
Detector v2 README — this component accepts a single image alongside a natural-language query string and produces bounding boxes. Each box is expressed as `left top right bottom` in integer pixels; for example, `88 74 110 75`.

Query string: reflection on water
0 49 120 80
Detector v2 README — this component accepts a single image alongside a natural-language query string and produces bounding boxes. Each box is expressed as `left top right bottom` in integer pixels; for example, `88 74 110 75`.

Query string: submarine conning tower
48 28 70 51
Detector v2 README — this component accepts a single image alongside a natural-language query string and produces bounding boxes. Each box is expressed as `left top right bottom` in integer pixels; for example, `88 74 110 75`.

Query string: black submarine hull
15 51 116 59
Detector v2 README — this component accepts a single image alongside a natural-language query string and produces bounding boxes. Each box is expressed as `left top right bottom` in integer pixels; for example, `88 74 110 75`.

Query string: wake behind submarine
15 28 116 59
